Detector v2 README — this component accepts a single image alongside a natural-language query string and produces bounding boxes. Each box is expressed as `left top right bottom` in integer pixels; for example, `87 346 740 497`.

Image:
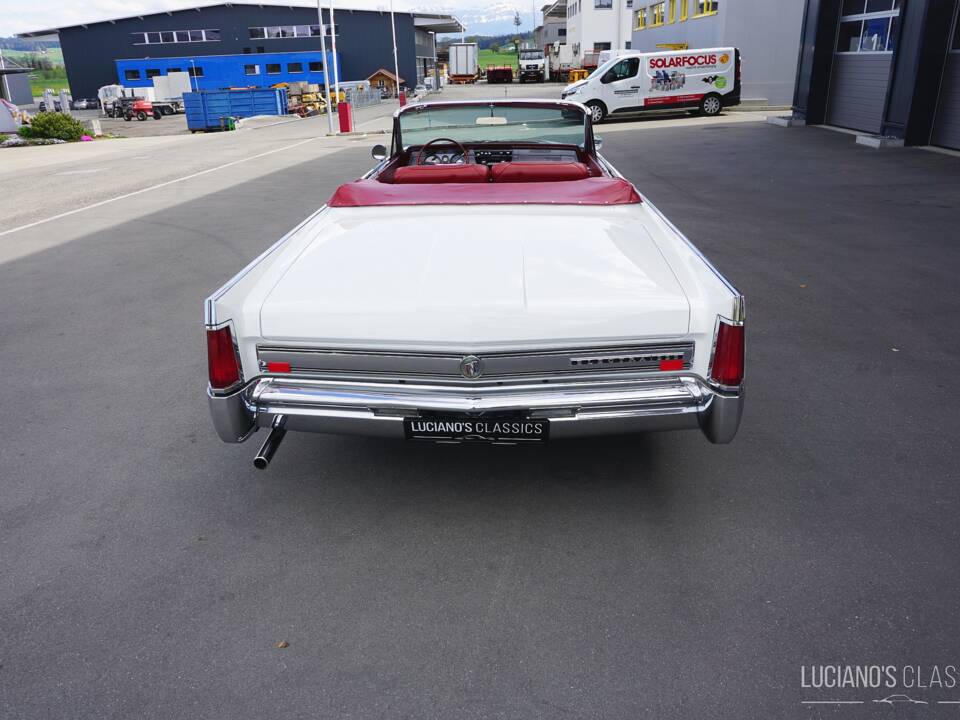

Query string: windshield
519 50 543 60
398 104 587 148
587 56 620 80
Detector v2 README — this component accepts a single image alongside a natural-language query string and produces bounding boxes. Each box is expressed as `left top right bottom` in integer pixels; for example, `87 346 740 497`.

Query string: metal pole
390 0 402 103
317 0 336 133
0 48 11 104
329 0 340 99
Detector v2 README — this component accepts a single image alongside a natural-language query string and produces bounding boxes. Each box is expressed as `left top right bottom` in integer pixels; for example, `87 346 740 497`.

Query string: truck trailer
448 43 478 84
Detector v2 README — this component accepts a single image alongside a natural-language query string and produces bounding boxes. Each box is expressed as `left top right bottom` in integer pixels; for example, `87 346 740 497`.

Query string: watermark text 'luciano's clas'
801 664 959 690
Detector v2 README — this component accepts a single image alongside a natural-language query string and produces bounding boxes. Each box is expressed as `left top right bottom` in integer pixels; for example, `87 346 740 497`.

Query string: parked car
204 99 745 468
562 47 742 123
70 98 100 110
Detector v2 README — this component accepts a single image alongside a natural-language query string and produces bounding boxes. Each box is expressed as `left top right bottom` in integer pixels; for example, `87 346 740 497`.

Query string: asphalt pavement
1 110 959 719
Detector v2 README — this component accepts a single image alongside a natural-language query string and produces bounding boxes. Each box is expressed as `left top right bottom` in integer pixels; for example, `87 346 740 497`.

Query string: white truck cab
562 47 741 123
518 48 546 83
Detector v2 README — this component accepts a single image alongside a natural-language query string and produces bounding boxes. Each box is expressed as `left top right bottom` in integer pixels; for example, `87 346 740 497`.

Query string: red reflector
659 358 684 371
266 361 291 373
710 320 745 386
206 326 240 390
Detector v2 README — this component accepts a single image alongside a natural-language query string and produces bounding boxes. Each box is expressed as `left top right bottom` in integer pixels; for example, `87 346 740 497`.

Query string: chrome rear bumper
209 375 743 444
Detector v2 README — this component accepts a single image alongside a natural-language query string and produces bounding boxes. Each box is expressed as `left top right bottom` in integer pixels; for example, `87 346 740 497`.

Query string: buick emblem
460 355 484 379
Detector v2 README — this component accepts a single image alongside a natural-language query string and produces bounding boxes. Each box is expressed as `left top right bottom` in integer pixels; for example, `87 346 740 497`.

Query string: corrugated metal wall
933 56 960 149
826 54 892 133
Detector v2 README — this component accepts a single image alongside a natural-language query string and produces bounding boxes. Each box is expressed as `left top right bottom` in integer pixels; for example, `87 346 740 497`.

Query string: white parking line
0 136 318 239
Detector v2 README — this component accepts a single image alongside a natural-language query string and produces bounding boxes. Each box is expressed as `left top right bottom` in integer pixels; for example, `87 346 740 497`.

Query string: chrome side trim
640 194 743 301
203 205 329 328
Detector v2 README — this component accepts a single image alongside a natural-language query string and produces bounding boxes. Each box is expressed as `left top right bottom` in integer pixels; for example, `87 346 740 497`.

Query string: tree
513 11 522 31
490 42 500 53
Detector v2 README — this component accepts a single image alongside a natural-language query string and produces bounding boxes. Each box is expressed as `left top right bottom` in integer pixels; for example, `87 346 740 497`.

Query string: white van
562 47 741 123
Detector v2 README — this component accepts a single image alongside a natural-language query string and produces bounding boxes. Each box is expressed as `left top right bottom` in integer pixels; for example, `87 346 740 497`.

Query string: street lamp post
317 0 336 133
389 0 401 103
329 0 340 101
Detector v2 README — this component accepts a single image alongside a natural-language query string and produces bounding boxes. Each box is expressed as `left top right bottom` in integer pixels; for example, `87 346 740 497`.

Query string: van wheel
699 93 722 116
586 101 607 124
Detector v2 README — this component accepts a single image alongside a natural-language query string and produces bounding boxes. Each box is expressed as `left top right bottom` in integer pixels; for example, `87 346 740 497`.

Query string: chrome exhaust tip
253 416 286 470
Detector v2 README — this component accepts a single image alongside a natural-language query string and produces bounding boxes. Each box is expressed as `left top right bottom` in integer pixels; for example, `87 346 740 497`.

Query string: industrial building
534 1 568 49
564 0 633 68
793 0 960 150
18 2 461 100
630 0 805 106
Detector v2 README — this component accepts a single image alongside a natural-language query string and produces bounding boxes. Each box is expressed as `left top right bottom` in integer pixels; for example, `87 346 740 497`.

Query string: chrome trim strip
640 194 743 301
256 342 694 379
203 205 329 327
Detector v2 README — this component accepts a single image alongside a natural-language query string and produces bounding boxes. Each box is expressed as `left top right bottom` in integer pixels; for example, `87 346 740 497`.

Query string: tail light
206 325 241 390
710 319 744 387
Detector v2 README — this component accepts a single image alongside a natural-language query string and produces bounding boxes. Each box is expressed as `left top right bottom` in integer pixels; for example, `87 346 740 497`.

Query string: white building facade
629 0 804 105
565 0 634 68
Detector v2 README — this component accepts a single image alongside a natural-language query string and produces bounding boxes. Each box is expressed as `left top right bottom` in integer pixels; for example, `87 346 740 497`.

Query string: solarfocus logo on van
649 53 718 69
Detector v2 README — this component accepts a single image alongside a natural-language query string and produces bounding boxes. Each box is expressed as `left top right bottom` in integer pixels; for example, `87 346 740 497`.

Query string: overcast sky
0 0 441 37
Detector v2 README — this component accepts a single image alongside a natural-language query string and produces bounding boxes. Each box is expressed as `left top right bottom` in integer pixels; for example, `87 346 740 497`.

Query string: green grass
30 76 70 96
478 49 519 71
3 47 65 65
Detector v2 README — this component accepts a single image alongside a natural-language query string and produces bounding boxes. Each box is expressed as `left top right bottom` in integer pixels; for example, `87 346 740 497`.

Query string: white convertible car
205 100 744 468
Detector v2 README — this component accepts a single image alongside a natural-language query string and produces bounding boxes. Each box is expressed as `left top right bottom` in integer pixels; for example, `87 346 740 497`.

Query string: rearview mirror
595 136 603 150
371 144 387 161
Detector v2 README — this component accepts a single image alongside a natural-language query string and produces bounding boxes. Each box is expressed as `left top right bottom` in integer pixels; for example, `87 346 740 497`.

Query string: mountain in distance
416 0 541 37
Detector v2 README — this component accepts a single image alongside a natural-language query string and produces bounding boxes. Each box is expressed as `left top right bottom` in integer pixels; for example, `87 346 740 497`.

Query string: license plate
404 416 549 443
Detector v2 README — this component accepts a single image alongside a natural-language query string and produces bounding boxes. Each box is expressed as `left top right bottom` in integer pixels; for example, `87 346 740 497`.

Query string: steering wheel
416 137 469 166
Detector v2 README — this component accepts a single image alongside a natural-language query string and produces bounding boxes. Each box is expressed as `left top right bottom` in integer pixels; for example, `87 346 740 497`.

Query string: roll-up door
826 0 901 133
932 4 960 150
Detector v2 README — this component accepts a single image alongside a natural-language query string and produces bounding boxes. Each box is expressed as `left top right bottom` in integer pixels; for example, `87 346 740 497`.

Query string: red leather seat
490 162 591 183
393 164 490 184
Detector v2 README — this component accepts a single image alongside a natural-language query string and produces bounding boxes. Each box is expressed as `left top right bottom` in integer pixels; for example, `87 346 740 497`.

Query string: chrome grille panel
257 343 694 380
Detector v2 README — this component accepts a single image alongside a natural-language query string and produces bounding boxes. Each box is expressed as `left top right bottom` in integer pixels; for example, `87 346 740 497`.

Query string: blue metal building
19 3 462 100
115 51 339 92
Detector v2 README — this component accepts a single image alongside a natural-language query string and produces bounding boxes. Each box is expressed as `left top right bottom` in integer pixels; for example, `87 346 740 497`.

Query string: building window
837 1 901 53
253 24 328 40
626 0 633 7
124 69 141 80
593 42 612 52
244 64 260 75
288 62 303 73
558 28 567 36
168 67 181 73
266 63 281 74
146 68 161 78
188 66 204 77
679 0 688 20
694 0 717 16
625 41 632 49
595 0 613 8
308 61 324 72
668 0 676 22
650 1 666 25
131 28 220 44
634 7 647 28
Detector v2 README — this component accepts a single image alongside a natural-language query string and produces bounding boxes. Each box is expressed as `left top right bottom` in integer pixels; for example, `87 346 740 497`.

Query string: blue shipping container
183 88 288 131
